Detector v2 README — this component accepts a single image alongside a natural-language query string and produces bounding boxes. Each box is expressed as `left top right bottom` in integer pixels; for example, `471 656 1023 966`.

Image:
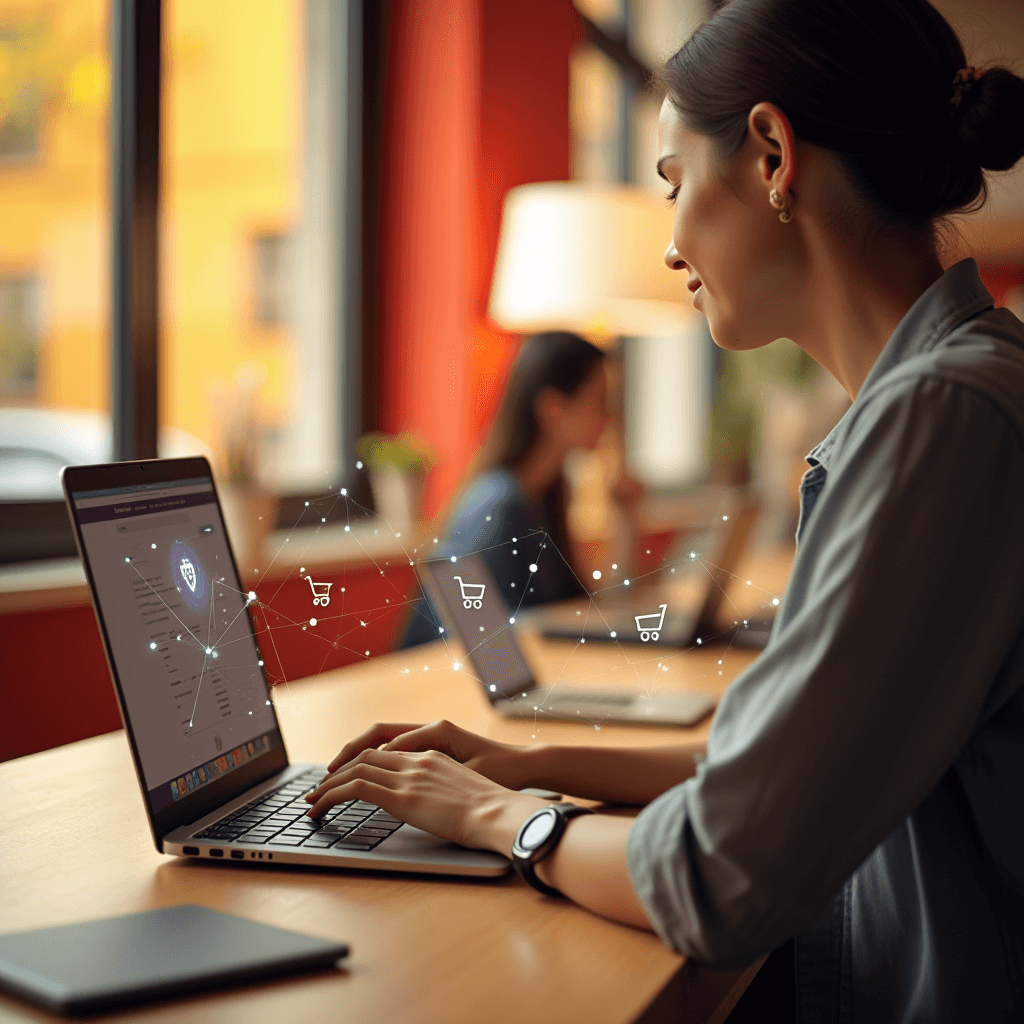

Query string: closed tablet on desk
0 904 349 1014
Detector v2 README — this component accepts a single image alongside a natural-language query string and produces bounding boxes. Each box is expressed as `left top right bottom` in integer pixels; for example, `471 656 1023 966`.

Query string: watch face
520 809 557 851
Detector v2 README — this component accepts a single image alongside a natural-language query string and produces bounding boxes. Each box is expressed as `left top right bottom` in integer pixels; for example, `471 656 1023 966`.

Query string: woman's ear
747 101 798 203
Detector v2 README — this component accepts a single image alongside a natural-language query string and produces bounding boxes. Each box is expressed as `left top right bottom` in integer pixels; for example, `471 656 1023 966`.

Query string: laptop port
183 846 199 855
231 850 245 859
208 848 224 857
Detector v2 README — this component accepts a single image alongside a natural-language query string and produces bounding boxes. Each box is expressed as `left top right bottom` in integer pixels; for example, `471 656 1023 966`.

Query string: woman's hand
303 747 546 851
321 719 533 791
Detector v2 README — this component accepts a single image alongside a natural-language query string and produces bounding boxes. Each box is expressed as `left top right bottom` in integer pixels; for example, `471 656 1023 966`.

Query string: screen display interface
423 554 534 701
70 475 280 812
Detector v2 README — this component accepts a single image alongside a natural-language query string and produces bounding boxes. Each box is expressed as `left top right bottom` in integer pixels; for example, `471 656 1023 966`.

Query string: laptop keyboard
194 768 403 852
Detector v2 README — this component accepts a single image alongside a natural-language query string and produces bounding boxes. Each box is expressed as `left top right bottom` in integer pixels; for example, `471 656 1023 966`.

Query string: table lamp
487 182 696 341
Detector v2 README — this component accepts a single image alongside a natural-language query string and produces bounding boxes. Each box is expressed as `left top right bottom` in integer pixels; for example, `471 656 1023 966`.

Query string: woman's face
538 362 609 454
657 98 802 351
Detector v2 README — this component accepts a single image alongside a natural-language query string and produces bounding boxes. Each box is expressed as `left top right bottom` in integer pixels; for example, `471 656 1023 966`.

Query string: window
2 0 363 563
162 0 359 497
0 0 110 544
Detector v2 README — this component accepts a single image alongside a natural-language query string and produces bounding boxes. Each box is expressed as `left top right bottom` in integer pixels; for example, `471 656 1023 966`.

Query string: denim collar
805 258 995 472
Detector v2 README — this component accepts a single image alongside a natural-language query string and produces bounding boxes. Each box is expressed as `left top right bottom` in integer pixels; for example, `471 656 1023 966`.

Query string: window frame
2 0 369 565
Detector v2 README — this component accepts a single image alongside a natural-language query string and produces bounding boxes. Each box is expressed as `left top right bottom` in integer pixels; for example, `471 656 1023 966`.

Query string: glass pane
162 0 347 495
0 1 110 500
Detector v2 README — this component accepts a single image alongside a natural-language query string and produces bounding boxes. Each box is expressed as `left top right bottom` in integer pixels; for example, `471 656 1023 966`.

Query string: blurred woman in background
402 331 608 646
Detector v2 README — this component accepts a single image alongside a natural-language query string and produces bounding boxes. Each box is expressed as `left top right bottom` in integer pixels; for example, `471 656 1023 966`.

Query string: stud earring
769 188 792 223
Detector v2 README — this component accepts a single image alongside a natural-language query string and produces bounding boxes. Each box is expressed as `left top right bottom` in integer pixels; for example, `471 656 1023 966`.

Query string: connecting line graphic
125 558 206 651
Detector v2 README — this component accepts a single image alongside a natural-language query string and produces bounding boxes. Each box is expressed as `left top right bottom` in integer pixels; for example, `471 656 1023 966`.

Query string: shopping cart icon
303 575 332 608
453 575 486 609
634 603 668 642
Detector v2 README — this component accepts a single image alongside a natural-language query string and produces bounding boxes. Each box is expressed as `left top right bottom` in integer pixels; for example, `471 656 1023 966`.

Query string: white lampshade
488 182 696 339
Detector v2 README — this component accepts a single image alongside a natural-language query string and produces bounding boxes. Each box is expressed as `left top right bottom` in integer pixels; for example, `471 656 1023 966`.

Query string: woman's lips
687 279 701 293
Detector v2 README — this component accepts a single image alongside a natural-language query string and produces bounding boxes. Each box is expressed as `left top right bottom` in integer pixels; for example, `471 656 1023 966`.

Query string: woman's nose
664 241 685 271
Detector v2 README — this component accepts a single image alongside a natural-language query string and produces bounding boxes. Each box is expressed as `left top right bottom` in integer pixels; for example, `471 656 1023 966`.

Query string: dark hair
661 0 1024 226
480 331 606 473
461 331 605 583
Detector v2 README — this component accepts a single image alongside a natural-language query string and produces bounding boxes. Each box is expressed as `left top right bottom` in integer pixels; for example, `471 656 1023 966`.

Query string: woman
402 331 608 646
310 1 1024 1018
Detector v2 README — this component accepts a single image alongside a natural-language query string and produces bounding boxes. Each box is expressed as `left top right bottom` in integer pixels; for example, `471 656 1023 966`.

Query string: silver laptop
417 553 717 726
62 457 509 878
538 500 762 647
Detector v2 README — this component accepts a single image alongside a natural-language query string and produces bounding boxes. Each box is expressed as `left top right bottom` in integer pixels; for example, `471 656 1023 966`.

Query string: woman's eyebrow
656 156 675 182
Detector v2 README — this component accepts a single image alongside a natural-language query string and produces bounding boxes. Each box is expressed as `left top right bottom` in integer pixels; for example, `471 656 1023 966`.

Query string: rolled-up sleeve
627 374 1024 967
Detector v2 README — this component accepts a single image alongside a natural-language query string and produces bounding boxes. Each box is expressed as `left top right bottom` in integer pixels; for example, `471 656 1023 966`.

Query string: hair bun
955 66 1024 171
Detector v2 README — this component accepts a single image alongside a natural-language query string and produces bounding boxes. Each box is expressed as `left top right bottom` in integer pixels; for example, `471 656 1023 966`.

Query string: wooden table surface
0 549 793 1024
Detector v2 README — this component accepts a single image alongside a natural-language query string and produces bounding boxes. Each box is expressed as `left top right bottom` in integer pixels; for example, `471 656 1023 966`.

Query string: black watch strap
512 803 594 898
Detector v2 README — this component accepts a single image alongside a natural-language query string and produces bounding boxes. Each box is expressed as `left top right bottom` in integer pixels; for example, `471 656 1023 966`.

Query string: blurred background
2 0 1022 758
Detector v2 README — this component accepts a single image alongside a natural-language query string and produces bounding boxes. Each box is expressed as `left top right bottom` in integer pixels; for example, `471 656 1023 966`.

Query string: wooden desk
0 552 791 1024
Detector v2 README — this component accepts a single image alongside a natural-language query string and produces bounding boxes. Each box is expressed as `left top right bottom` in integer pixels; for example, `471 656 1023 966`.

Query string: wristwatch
512 803 594 898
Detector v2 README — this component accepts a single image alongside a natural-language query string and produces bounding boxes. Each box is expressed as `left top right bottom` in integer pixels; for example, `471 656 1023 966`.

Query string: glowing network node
696 638 702 645
340 487 348 496
747 580 752 586
690 551 697 560
452 662 462 671
150 543 157 549
344 525 350 532
485 515 492 521
356 460 363 469
149 642 157 650
300 566 306 573
305 501 310 507
205 647 212 654
512 537 517 542
610 630 617 638
266 699 271 704
489 684 496 692
580 638 586 644
624 579 630 586
509 617 516 624
177 634 182 641
258 660 264 666
310 618 317 626
450 556 457 562
529 563 538 573
513 549 518 555
611 563 617 570
124 557 130 563
321 517 326 523
722 515 729 521
772 597 780 606
592 570 602 580
247 591 257 602
438 626 444 633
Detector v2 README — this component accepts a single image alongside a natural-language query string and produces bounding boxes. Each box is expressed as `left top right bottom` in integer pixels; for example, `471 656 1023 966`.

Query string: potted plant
355 432 433 530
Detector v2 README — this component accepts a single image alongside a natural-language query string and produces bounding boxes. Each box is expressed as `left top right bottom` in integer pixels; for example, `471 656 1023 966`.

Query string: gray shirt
626 259 1024 1022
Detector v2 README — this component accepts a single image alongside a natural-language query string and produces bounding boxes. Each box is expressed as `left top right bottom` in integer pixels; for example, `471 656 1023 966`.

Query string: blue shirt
626 259 1024 1021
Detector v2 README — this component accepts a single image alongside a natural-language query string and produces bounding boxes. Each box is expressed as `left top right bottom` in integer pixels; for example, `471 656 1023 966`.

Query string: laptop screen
68 471 282 816
419 554 534 702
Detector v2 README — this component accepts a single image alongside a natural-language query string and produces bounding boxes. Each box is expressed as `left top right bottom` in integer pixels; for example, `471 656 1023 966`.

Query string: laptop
417 553 717 726
61 457 509 878
538 500 763 647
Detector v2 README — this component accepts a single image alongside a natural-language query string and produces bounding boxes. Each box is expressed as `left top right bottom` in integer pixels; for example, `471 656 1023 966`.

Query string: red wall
377 0 580 518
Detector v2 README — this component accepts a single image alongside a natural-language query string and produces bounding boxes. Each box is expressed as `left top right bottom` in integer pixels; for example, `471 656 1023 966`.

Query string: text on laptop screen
71 476 279 811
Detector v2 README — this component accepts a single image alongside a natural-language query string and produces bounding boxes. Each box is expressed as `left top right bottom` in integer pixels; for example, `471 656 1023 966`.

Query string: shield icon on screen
180 558 197 593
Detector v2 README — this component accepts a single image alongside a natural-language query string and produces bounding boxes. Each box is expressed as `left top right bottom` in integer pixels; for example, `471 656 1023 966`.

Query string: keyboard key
332 840 376 851
268 835 305 846
237 835 271 844
349 827 391 839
